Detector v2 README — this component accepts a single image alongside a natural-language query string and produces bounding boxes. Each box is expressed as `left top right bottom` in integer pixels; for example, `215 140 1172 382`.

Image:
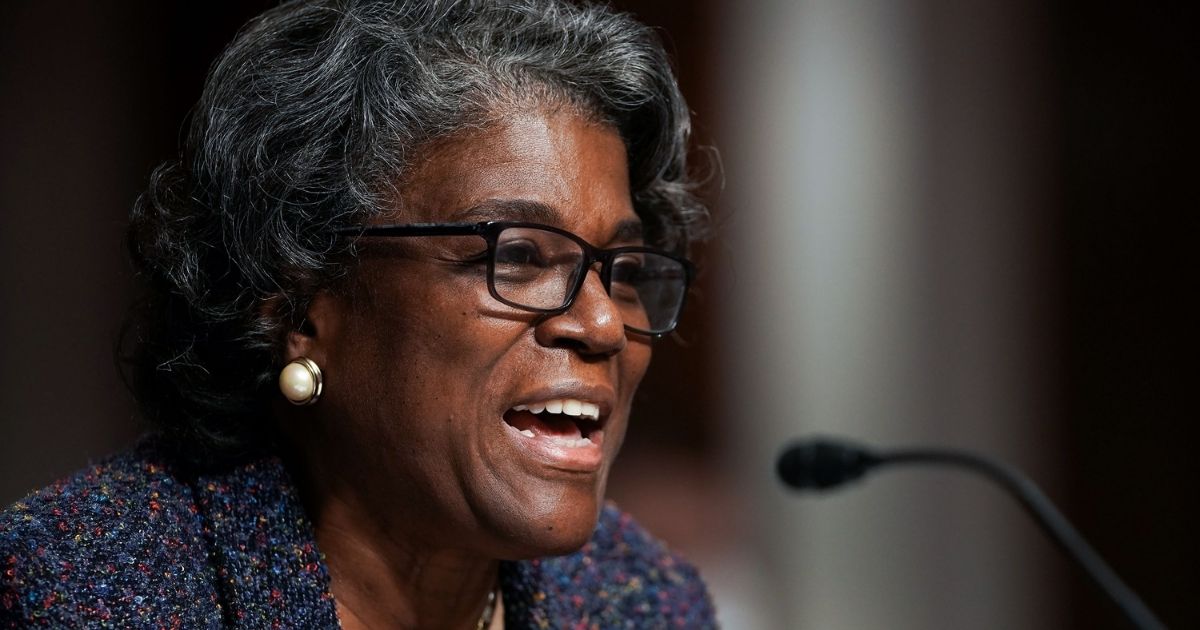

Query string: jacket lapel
191 457 340 628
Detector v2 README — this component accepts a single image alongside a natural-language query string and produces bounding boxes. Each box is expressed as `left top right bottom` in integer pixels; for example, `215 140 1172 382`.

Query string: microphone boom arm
777 438 1167 630
879 447 1165 630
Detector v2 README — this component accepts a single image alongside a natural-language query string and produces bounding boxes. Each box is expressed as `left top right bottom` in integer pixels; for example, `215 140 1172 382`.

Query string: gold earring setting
279 357 323 405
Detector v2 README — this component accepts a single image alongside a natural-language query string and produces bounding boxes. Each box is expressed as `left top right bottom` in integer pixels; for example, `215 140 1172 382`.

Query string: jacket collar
187 453 554 628
191 455 340 627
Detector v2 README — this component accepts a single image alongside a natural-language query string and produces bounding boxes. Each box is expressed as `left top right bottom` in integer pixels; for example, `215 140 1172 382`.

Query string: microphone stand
778 439 1167 630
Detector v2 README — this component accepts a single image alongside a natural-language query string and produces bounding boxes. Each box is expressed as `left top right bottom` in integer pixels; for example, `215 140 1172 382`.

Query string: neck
278 438 501 630
312 492 500 630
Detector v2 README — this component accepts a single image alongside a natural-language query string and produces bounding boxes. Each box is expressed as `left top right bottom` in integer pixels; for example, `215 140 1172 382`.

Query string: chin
488 482 606 559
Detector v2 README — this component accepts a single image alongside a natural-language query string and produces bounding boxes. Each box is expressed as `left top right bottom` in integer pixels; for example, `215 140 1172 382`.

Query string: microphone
776 437 1166 630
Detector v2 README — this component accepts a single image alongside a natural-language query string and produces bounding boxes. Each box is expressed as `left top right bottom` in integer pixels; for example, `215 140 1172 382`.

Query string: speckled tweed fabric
0 438 715 628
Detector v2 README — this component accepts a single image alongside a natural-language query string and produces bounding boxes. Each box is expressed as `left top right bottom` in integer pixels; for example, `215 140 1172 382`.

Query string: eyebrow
449 199 645 245
449 199 558 224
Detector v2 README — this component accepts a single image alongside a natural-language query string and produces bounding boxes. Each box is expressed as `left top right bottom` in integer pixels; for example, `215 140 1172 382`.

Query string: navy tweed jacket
0 439 715 628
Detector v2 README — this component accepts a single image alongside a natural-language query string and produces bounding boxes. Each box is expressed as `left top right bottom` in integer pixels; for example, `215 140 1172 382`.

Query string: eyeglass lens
490 226 686 334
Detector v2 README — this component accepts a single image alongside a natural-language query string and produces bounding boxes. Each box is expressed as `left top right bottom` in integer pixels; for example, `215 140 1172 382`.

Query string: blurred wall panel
0 2 271 504
0 3 144 503
716 0 1060 627
1054 4 1198 627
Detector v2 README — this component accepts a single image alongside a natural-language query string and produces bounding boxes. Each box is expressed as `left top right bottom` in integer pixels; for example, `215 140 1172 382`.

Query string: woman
0 0 713 628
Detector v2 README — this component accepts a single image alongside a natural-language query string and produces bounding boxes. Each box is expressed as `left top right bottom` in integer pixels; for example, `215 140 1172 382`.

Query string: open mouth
502 398 604 449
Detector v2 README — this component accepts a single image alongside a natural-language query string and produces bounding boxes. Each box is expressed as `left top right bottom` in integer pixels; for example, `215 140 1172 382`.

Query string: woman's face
293 110 652 557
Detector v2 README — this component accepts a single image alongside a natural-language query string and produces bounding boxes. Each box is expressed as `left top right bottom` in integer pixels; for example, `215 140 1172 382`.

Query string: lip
501 421 606 472
501 382 616 473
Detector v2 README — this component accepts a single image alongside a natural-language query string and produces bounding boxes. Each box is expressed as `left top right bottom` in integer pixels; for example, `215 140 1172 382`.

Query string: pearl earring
279 357 323 405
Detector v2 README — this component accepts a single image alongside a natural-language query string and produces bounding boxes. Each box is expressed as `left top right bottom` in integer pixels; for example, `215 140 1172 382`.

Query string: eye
610 254 645 284
495 239 545 267
607 254 646 303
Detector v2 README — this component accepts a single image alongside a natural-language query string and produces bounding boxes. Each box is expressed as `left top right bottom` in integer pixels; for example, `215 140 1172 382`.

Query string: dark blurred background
0 2 1194 628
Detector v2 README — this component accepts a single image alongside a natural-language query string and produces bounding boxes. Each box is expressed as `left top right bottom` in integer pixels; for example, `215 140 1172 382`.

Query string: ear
283 291 343 367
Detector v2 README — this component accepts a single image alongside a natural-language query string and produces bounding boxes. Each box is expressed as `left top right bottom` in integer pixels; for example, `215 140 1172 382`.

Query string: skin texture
279 110 653 629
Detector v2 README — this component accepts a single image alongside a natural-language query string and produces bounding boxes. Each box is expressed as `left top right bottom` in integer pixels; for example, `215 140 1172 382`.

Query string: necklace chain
475 586 498 630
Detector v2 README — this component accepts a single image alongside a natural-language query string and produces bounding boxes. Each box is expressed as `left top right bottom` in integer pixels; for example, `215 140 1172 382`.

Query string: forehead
393 111 640 241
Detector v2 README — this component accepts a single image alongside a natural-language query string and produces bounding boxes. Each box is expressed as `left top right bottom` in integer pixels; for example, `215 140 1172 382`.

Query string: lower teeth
515 429 593 447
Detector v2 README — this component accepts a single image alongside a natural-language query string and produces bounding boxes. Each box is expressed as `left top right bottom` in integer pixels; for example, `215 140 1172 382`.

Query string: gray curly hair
124 0 708 464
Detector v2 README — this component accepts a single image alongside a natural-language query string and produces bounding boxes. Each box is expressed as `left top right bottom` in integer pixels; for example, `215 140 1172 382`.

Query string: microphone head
776 438 880 490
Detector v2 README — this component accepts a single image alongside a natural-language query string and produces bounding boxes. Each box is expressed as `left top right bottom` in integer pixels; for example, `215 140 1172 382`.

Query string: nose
533 268 626 356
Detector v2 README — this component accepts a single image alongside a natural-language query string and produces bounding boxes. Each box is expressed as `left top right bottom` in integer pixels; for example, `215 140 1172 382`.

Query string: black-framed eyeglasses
332 221 694 336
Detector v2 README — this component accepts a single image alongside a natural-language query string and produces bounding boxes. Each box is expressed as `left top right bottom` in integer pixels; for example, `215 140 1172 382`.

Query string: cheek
620 343 653 398
339 275 531 425
323 278 523 486
604 343 652 451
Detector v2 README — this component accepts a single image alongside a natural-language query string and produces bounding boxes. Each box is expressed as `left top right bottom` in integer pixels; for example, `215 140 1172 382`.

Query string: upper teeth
512 398 600 420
